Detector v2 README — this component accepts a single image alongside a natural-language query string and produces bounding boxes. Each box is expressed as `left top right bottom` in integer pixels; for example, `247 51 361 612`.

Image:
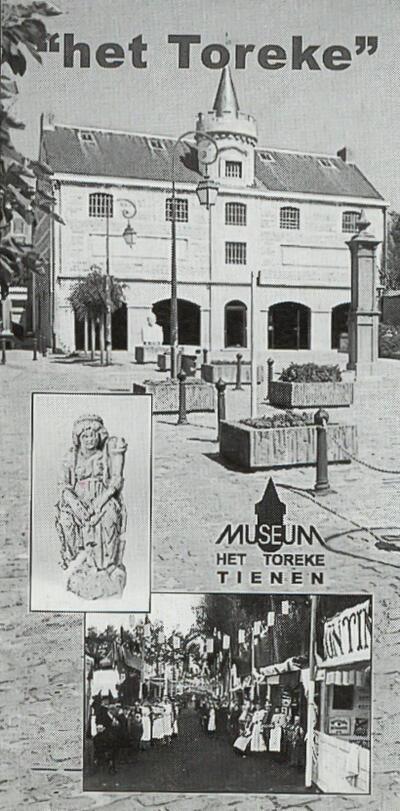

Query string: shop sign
329 718 351 735
323 600 371 667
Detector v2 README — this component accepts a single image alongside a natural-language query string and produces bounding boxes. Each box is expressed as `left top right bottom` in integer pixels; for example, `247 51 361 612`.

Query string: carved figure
141 312 163 345
55 414 128 599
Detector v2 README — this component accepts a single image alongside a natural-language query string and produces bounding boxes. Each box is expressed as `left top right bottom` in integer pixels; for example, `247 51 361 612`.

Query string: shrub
240 411 314 429
279 362 342 383
379 323 400 358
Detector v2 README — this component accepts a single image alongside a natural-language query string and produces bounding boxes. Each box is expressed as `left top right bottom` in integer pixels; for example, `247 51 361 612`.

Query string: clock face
198 139 218 166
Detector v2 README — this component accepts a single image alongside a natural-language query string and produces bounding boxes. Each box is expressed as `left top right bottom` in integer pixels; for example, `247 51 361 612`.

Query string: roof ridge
49 123 194 142
256 146 343 160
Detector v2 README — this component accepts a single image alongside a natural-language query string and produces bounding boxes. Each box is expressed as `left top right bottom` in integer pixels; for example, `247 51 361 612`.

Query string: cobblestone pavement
1 351 400 809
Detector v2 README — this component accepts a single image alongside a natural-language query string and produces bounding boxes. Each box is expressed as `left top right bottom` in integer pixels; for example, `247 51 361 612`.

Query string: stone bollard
177 370 189 425
1 337 6 365
267 357 274 400
32 336 38 361
314 408 331 494
216 378 227 441
203 348 209 364
234 353 244 390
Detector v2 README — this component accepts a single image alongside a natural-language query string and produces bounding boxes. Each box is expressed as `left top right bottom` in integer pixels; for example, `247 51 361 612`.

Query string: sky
10 0 400 209
87 594 203 636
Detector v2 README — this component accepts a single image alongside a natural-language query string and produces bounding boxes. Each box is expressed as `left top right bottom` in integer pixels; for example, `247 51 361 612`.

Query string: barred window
342 210 360 233
88 192 113 218
225 160 242 179
280 206 300 230
165 198 189 222
225 202 247 226
225 242 247 265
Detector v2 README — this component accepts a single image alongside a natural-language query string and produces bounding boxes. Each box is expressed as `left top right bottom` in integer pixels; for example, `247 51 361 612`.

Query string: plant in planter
269 363 353 408
219 409 357 470
132 377 215 414
379 323 400 359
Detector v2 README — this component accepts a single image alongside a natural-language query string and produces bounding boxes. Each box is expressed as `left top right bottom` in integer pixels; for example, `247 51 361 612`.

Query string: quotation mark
355 36 378 55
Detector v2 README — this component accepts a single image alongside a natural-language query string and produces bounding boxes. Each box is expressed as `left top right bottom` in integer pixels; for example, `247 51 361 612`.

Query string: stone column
346 210 381 378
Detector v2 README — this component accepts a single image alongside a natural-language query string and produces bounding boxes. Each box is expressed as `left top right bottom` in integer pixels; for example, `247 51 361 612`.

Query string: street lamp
169 131 219 380
95 196 137 365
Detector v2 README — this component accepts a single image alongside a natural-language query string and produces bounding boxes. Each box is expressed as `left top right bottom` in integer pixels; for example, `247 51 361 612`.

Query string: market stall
312 599 371 794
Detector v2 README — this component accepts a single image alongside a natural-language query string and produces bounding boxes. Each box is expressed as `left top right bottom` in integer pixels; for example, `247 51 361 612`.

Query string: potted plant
268 363 353 408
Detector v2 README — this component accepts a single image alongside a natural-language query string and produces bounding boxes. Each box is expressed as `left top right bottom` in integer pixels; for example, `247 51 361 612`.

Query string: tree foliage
385 209 400 290
68 268 126 321
1 1 63 298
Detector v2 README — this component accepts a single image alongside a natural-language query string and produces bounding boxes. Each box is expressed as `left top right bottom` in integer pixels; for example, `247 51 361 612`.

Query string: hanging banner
281 601 290 616
253 620 262 636
267 611 275 627
223 634 230 650
206 638 214 653
158 631 165 644
322 600 371 668
143 623 151 639
238 628 245 644
173 636 180 650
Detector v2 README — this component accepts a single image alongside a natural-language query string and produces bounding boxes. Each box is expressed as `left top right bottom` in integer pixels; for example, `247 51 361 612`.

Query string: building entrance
268 302 311 349
152 298 201 345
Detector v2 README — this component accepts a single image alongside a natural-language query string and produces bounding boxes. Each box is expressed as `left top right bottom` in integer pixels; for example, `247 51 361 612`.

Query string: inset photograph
30 392 151 612
84 593 371 794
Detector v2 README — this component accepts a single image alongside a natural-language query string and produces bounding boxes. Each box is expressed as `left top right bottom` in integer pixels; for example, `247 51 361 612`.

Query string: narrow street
85 707 312 793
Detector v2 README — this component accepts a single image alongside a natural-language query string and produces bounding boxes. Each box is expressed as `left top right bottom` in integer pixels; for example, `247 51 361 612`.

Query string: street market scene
84 594 371 794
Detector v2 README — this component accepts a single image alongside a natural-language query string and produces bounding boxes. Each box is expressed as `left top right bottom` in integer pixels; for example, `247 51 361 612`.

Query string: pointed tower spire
212 66 239 116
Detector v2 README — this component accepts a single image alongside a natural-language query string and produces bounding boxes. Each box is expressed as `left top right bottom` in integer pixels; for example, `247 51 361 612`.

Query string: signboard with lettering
323 600 371 668
328 718 351 735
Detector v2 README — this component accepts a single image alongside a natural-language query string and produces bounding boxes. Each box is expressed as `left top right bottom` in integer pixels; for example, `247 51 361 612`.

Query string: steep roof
213 65 240 115
41 125 384 200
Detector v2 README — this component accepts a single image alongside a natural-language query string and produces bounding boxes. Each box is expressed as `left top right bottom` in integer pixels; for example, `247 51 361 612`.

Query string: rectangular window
280 206 300 230
342 211 360 233
165 198 189 222
225 161 242 179
225 242 247 265
88 193 113 218
332 685 354 710
225 202 247 226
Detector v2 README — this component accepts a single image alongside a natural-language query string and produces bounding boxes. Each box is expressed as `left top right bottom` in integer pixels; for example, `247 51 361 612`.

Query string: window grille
225 242 247 264
280 206 300 230
88 193 113 218
342 210 360 233
225 202 247 226
165 198 189 222
225 161 242 179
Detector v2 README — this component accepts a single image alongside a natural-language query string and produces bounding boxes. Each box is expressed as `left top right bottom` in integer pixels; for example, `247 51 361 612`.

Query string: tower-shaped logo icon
255 477 286 551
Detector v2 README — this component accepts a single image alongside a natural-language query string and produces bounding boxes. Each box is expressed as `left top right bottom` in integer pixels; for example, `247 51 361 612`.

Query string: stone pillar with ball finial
346 209 381 378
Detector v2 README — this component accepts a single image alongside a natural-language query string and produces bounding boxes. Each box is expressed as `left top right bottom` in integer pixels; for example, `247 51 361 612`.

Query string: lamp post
91 196 137 365
169 131 219 380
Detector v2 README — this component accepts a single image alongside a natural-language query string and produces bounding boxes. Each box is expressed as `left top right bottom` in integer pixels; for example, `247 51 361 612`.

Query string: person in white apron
140 703 151 751
152 701 165 746
250 704 267 752
162 698 173 744
207 703 216 735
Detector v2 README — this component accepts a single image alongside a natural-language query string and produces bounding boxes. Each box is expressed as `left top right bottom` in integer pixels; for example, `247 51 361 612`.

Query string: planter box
269 381 353 408
201 362 264 385
157 352 170 371
134 345 165 364
219 420 357 470
132 380 215 414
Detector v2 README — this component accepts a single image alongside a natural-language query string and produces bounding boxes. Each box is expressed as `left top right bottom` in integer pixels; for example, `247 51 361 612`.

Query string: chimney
337 146 355 163
42 112 56 130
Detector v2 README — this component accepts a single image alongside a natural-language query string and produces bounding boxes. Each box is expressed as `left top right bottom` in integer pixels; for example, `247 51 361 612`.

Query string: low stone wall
133 380 215 414
269 381 354 408
219 420 358 470
201 363 264 385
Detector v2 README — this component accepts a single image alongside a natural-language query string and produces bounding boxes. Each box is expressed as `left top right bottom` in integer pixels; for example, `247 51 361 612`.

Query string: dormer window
225 161 242 179
79 130 95 143
259 152 275 163
148 137 165 150
318 157 337 168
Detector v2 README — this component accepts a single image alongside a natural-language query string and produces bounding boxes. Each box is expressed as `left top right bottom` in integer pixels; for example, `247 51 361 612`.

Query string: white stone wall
53 179 385 352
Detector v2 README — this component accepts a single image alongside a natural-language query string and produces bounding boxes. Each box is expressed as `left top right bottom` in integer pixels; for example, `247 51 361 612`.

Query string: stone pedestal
346 211 381 379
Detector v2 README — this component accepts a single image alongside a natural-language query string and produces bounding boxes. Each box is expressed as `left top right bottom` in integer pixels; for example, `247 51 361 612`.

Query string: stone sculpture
55 414 128 600
141 312 163 345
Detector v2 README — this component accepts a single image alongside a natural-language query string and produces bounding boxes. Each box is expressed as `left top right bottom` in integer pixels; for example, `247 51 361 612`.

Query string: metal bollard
267 357 274 400
177 370 188 425
32 336 38 361
1 337 6 365
216 378 226 441
314 408 331 494
42 337 47 358
203 348 209 364
234 353 244 390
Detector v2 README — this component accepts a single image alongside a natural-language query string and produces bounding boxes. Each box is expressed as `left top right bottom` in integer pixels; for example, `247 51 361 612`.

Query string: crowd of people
88 695 180 772
197 695 305 767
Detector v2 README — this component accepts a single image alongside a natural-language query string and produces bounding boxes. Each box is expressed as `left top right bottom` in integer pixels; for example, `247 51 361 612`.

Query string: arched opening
74 303 127 351
152 298 201 345
224 300 247 347
331 303 350 349
268 302 311 349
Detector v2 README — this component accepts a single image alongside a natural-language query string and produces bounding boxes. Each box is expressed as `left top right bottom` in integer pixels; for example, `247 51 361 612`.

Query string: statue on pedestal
55 414 128 600
141 312 163 345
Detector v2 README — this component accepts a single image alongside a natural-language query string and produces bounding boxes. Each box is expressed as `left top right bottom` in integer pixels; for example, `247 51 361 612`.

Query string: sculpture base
67 556 127 600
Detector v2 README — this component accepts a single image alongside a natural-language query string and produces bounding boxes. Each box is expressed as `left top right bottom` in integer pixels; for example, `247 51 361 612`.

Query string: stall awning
321 599 371 669
316 664 370 686
255 656 306 684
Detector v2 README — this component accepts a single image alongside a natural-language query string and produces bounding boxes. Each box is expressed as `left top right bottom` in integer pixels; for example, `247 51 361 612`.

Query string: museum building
33 67 387 354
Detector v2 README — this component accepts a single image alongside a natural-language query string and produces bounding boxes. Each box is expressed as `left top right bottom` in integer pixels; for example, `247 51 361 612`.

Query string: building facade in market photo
33 66 387 355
